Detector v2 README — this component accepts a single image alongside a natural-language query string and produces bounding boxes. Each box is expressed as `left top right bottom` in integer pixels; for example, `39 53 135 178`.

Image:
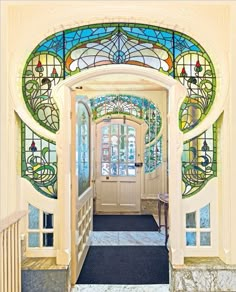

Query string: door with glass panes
96 119 141 212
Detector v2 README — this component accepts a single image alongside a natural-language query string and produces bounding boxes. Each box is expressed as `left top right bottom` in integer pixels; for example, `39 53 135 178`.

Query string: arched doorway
17 21 223 288
53 64 186 283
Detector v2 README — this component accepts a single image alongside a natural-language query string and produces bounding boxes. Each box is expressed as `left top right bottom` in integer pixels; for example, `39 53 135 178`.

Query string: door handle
135 162 143 167
106 176 109 180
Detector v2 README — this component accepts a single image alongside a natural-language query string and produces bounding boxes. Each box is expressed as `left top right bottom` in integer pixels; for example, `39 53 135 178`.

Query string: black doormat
77 246 169 284
93 215 159 231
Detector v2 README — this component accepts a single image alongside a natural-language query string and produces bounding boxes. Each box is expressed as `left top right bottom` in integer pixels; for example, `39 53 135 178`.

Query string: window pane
186 232 196 246
110 163 118 176
28 204 39 229
200 232 211 246
128 164 135 176
43 233 54 247
28 232 39 247
119 164 127 176
101 124 136 176
102 163 110 175
77 102 90 196
43 212 53 229
200 204 210 228
186 211 196 228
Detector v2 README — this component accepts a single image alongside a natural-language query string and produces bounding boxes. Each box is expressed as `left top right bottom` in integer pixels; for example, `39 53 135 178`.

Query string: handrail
0 210 27 233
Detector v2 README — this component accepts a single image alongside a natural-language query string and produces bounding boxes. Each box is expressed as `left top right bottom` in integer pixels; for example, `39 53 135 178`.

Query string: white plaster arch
52 64 186 265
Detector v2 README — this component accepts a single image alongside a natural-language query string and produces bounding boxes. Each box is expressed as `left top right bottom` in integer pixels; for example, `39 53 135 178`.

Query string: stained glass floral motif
22 23 216 134
22 53 63 132
182 124 217 198
176 52 216 131
65 32 172 74
76 102 90 196
21 122 57 198
90 94 162 144
144 137 162 173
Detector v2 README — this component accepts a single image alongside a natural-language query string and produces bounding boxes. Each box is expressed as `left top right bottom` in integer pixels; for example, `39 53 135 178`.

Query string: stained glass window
21 122 57 199
22 23 216 134
182 123 217 198
90 94 162 145
28 204 54 248
76 102 90 196
101 124 136 177
144 137 162 173
185 203 211 247
91 94 162 174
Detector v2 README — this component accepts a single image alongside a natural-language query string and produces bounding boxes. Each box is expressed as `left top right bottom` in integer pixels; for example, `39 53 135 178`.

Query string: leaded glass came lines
21 122 57 198
90 94 162 145
182 124 217 198
145 137 162 173
22 23 216 133
90 94 162 173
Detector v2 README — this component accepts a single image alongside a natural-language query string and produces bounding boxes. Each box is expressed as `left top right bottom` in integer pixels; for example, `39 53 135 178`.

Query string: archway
53 65 186 279
17 21 222 287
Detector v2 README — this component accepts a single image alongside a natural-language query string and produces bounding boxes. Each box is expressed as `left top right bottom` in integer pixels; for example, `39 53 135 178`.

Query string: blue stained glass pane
186 232 196 246
161 31 173 39
200 232 211 246
94 27 106 34
144 28 157 38
28 232 39 247
186 211 196 228
28 204 39 229
200 204 210 228
81 28 93 38
132 27 145 35
66 31 77 39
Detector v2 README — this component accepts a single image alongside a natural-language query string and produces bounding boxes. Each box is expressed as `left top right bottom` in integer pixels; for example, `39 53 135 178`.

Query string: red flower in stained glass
180 67 187 77
51 67 58 78
35 60 44 72
29 141 37 152
194 60 202 73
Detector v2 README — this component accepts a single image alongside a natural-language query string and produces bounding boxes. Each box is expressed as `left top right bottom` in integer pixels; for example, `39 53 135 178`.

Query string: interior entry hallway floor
72 215 169 291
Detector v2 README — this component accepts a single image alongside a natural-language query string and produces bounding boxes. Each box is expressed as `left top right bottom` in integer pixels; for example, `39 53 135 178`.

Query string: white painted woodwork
96 120 141 213
71 94 93 285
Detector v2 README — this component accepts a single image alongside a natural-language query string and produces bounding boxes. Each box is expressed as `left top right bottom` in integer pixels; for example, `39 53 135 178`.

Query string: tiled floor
71 284 169 291
91 231 165 246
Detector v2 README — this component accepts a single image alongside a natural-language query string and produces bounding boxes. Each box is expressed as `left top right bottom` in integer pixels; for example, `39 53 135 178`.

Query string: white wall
1 0 235 263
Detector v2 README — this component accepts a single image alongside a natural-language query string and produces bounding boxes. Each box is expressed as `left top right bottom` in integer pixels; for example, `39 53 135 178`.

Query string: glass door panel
101 124 136 177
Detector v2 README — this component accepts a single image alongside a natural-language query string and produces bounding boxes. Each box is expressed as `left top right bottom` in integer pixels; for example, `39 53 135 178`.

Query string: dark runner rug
93 215 159 231
77 246 169 284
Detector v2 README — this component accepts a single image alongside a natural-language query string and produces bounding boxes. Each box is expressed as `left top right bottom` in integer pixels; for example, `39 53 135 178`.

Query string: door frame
95 118 143 213
54 64 187 267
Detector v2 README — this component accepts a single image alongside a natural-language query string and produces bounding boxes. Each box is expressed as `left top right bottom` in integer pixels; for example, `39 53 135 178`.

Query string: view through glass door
96 119 142 213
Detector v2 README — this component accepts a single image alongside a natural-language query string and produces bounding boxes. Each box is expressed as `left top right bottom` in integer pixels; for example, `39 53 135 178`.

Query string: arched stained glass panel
145 137 162 173
182 124 217 198
90 94 162 173
21 122 57 198
90 94 162 145
22 23 216 133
